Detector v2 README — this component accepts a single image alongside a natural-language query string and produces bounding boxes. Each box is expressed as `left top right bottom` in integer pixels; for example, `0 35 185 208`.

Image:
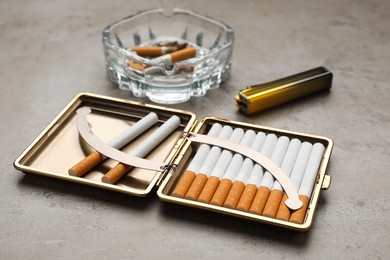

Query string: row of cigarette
68 110 181 184
127 42 196 71
171 123 325 224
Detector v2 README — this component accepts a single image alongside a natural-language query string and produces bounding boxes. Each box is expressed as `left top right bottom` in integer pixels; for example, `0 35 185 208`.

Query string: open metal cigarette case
14 93 333 231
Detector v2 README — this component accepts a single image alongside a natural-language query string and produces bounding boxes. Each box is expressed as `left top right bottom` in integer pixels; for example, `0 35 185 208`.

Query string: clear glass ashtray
102 9 234 104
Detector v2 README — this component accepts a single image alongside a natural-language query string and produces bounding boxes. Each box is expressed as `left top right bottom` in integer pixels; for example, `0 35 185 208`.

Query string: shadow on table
158 193 330 248
17 172 156 211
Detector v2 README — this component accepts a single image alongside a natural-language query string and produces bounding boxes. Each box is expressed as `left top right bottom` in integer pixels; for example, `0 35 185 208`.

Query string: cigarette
101 115 181 184
209 130 257 206
152 47 196 64
275 142 313 221
223 132 267 209
262 139 302 218
68 112 158 177
236 134 278 211
171 123 223 198
184 126 237 200
222 181 245 209
196 129 251 203
290 143 325 224
249 136 290 215
131 46 182 57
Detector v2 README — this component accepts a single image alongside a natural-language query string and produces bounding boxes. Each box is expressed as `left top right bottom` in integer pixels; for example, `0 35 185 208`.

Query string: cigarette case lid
14 93 197 197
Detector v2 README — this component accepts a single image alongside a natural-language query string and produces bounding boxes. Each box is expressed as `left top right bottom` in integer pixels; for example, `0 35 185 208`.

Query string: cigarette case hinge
156 164 175 187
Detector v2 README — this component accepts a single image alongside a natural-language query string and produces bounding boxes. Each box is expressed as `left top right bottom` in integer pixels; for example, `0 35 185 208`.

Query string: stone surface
1 0 389 258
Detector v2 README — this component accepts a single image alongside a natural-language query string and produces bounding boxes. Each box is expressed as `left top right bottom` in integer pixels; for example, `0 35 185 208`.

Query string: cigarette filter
223 132 266 209
184 126 234 200
236 134 277 212
249 136 290 215
195 128 246 202
152 47 196 64
171 123 222 198
132 46 182 57
262 139 301 218
275 142 313 221
235 67 333 115
209 130 256 206
290 143 325 224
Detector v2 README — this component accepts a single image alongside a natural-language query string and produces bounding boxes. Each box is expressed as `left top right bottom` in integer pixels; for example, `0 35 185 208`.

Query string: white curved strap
187 133 303 210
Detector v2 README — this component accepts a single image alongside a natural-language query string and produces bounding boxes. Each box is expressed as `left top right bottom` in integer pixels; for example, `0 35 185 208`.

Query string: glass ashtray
102 9 234 104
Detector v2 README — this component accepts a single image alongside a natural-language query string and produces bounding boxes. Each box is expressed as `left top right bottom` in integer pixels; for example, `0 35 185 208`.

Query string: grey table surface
1 0 389 259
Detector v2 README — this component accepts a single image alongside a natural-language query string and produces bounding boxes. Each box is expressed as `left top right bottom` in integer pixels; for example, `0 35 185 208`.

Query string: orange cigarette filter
249 186 271 215
171 170 196 198
184 173 208 200
210 179 233 206
262 189 284 218
223 181 245 209
132 46 178 57
170 47 196 63
101 163 131 184
68 151 104 177
236 184 258 212
275 194 291 221
289 195 310 224
197 176 221 203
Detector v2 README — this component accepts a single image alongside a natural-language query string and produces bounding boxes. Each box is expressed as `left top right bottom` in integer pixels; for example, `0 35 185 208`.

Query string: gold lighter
235 67 333 115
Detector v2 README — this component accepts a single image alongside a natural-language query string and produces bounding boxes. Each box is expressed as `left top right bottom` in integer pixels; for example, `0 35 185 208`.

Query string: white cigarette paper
130 115 181 158
259 136 290 189
221 130 256 180
246 134 278 187
298 143 325 196
289 142 313 190
186 123 223 173
198 126 233 176
107 112 159 150
271 139 302 191
208 128 245 177
235 132 267 183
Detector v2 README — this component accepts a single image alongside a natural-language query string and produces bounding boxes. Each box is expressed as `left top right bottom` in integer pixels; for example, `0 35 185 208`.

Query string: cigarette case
14 93 333 231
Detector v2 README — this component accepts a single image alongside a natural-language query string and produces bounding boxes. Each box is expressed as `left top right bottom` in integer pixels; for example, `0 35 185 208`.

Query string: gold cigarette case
236 67 333 115
14 93 333 231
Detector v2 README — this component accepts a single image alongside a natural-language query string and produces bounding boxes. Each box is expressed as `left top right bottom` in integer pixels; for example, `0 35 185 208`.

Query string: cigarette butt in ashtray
101 115 181 184
275 142 313 221
236 134 277 212
209 130 256 206
152 47 196 64
131 45 185 57
289 143 325 224
262 139 301 218
68 112 158 177
127 47 196 71
184 126 235 200
171 123 223 198
249 136 290 215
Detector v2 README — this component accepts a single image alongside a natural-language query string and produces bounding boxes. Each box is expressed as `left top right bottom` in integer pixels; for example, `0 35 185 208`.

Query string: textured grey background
1 0 389 259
